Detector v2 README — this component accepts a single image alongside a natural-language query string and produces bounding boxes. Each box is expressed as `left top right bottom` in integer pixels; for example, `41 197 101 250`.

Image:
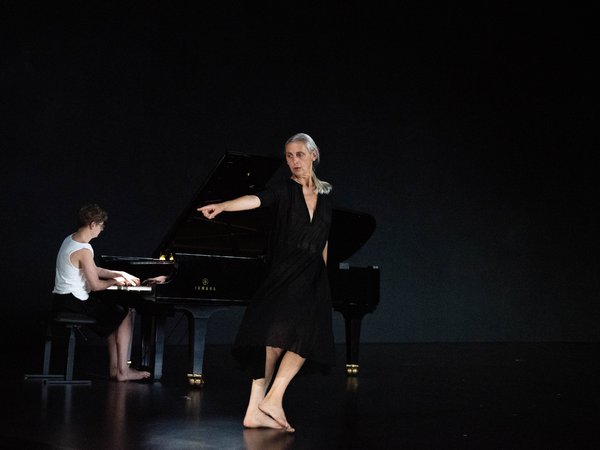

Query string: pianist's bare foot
115 367 151 381
243 408 286 430
258 402 294 433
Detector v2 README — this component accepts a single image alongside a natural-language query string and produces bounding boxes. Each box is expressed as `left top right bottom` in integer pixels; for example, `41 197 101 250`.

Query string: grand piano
101 152 379 385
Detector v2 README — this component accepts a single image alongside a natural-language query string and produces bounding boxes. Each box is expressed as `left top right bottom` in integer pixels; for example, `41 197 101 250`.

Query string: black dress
231 178 335 378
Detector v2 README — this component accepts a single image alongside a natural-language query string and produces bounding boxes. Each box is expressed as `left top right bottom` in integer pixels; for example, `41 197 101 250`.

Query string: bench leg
24 324 64 381
45 325 92 385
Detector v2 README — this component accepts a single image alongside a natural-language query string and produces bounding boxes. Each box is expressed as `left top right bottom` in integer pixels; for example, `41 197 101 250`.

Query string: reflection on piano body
100 152 379 386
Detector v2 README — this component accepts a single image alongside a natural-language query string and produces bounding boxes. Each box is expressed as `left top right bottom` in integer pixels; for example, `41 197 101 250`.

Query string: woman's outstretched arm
197 195 261 219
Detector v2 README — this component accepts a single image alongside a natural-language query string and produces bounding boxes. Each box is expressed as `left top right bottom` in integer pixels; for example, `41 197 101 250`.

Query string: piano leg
180 306 228 387
138 313 167 381
344 315 364 376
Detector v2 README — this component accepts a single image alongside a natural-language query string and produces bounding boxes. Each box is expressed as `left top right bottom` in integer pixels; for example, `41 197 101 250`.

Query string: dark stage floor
1 341 599 449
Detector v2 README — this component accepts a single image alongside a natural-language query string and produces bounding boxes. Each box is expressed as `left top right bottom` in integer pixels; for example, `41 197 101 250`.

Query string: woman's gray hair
286 133 333 194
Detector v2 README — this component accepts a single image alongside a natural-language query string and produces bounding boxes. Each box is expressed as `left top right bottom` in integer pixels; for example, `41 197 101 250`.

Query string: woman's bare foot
243 408 285 430
115 367 151 381
258 402 294 432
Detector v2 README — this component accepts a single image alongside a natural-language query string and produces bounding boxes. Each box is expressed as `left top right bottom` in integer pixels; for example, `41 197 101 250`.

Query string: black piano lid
152 151 283 259
152 151 376 264
328 206 376 265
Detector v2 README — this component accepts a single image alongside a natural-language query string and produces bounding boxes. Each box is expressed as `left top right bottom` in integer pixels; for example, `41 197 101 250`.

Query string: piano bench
24 311 97 386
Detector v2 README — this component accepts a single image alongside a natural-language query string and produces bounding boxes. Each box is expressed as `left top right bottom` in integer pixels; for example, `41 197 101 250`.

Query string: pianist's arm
96 266 140 287
72 248 136 291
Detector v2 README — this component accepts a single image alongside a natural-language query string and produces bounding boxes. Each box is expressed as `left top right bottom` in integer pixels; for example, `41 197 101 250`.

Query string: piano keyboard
106 285 152 292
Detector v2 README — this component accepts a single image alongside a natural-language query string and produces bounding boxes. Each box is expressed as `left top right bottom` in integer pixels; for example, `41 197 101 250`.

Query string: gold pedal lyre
187 373 204 387
345 364 359 376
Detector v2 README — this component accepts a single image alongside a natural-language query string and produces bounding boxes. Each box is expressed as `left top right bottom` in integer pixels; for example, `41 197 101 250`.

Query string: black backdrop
1 3 597 345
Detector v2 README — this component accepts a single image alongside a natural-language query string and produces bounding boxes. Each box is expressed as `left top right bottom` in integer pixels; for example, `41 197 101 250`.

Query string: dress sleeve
256 181 285 208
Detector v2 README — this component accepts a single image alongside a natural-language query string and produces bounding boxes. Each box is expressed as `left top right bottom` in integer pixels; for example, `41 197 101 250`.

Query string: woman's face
286 142 316 178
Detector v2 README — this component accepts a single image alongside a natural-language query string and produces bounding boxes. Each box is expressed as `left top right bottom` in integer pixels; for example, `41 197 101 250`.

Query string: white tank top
52 234 93 300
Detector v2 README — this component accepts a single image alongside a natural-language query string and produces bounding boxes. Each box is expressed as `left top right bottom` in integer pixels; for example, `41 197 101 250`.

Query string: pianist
52 203 151 382
198 133 335 432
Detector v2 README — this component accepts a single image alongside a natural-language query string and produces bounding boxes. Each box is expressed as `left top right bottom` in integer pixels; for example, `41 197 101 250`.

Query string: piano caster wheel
345 364 359 376
187 373 204 387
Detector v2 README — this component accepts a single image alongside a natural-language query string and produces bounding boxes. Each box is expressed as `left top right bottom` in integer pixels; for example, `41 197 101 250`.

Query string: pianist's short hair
77 203 108 228
285 133 332 195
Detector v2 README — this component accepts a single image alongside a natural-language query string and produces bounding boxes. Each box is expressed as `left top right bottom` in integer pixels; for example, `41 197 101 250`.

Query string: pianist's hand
113 276 128 286
114 271 141 286
197 203 224 220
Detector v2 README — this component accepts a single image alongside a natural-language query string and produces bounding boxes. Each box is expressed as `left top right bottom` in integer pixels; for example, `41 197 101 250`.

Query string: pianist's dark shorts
53 293 129 338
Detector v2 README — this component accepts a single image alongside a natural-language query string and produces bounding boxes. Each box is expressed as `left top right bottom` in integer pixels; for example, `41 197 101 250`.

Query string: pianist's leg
108 310 150 381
